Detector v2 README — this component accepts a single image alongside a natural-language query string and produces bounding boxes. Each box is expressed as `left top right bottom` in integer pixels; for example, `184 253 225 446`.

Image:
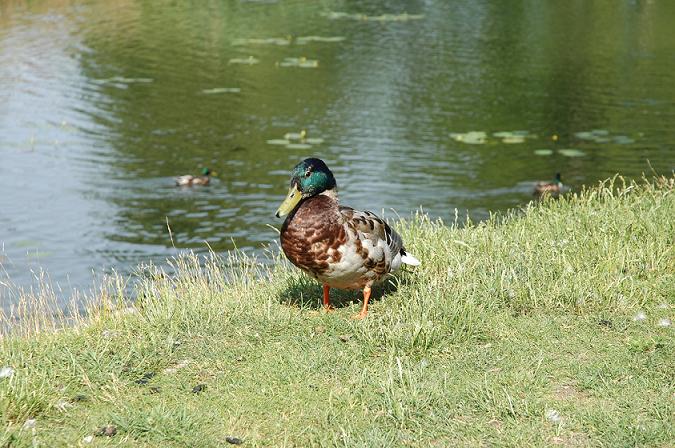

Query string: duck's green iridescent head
275 158 337 217
554 172 562 185
201 168 211 176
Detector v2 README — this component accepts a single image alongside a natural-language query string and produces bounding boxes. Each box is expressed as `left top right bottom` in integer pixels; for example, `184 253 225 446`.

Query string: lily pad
278 57 319 68
502 135 526 144
534 149 553 156
201 88 241 94
450 131 487 145
95 76 153 84
266 139 290 145
286 143 313 149
228 56 259 65
232 37 291 46
558 148 585 157
296 36 346 44
574 129 617 143
493 130 530 138
321 11 424 21
612 135 635 144
574 131 594 140
284 132 305 140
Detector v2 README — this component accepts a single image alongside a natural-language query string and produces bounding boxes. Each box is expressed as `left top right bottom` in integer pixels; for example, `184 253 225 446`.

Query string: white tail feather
401 253 420 266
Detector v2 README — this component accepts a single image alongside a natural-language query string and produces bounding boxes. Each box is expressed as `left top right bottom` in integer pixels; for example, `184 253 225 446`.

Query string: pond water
1 0 674 306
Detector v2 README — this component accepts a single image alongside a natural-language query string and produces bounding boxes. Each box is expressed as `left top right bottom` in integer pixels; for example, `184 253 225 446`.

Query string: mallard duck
275 158 420 318
534 173 562 197
175 168 211 186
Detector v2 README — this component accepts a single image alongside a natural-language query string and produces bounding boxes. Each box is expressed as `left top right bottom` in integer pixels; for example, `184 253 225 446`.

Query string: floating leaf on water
502 135 526 144
278 57 319 68
612 135 635 144
305 137 324 145
228 56 259 65
450 131 487 145
321 11 424 21
558 148 585 157
534 149 553 156
201 87 241 94
320 11 342 19
284 132 306 140
266 139 290 145
492 130 530 138
232 37 291 46
296 36 346 44
574 131 595 140
95 76 153 84
574 129 619 143
286 143 313 149
298 60 319 68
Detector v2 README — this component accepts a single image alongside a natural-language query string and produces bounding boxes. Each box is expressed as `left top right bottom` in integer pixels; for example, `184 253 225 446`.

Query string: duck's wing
175 175 193 186
338 206 418 268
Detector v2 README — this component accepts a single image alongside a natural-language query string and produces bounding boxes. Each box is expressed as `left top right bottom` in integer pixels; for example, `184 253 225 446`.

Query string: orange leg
322 284 334 311
353 285 372 319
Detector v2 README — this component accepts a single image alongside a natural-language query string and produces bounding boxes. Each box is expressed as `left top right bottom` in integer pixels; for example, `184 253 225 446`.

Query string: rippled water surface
1 0 674 304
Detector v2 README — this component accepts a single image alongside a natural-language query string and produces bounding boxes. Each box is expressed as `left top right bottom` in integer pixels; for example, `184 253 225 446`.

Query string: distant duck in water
276 158 420 319
175 168 211 186
534 173 562 197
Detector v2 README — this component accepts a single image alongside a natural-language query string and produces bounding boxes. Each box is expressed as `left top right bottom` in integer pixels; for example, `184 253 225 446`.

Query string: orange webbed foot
351 285 372 320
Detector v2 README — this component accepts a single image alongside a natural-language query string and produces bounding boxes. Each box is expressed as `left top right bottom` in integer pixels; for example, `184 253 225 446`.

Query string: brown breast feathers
280 194 346 277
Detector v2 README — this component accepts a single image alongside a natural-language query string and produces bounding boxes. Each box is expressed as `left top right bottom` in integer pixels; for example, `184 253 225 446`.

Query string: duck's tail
400 251 421 266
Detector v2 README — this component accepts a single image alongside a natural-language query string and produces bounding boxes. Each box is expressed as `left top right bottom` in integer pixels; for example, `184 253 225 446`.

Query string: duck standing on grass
534 173 562 197
175 168 212 186
275 158 420 319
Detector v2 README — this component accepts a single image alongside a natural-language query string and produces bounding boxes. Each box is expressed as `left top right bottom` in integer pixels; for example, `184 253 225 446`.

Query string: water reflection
1 0 674 306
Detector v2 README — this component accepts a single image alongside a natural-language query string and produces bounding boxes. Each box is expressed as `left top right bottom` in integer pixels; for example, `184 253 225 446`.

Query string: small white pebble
101 329 118 338
0 367 14 378
633 311 647 322
657 318 671 328
545 409 562 424
83 435 94 443
55 399 72 411
419 359 429 368
23 419 36 429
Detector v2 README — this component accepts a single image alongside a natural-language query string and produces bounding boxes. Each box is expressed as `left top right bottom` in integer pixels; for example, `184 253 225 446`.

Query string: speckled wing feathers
338 207 404 258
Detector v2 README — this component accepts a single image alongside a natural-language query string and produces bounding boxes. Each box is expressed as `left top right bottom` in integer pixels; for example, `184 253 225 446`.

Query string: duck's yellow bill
275 184 301 218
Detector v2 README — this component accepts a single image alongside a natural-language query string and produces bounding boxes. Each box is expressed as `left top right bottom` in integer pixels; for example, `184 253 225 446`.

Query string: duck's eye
305 169 312 177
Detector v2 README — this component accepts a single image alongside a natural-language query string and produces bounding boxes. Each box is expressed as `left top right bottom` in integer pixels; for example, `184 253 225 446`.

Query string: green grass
1 175 673 447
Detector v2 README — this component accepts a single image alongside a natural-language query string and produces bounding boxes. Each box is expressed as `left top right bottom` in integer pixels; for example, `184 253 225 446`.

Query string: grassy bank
1 176 673 447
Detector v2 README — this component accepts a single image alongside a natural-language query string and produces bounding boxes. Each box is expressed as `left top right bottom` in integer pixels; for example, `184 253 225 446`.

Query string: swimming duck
534 173 562 197
276 158 420 318
175 168 211 186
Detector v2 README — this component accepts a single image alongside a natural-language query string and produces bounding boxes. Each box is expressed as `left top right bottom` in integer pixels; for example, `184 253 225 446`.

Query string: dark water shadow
277 275 401 310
